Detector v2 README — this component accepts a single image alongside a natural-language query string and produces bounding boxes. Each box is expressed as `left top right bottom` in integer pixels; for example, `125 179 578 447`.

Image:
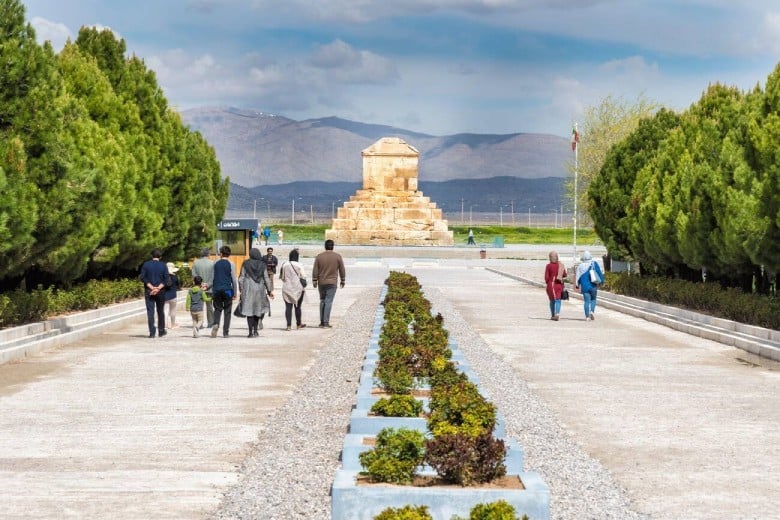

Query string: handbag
561 288 569 300
589 266 600 284
233 297 244 317
293 265 307 288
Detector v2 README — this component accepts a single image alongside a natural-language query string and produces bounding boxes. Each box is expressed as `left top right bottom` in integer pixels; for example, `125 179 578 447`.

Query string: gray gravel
209 286 648 520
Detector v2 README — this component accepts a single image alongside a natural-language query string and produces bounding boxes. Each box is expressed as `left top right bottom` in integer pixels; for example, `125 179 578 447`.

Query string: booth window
217 230 247 256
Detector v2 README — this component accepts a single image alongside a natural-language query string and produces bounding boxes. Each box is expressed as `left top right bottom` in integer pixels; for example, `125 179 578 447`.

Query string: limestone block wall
326 137 454 246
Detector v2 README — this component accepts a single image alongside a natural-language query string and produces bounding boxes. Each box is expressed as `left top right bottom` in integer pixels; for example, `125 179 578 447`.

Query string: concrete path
417 266 780 520
1 248 778 520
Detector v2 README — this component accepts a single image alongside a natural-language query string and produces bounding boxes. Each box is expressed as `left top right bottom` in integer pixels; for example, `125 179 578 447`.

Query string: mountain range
180 106 572 213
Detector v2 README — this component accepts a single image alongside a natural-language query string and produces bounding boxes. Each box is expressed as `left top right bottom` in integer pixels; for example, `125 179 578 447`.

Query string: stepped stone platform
326 137 454 246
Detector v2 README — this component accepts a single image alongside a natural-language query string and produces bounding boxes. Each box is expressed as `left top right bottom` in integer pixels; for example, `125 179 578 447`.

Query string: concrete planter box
340 433 524 472
331 469 550 520
357 369 481 396
348 407 507 437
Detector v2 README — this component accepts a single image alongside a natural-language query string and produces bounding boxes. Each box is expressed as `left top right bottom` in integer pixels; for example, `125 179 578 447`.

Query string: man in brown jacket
311 239 345 328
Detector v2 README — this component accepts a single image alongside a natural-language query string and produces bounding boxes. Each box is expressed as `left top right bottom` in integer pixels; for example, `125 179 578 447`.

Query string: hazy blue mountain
228 176 567 217
181 107 571 188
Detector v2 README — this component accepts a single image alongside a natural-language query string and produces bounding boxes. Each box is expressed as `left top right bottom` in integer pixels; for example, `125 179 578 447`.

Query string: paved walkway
1 248 778 519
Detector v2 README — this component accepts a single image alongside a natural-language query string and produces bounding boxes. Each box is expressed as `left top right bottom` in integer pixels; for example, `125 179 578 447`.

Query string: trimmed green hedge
605 273 780 330
0 265 192 329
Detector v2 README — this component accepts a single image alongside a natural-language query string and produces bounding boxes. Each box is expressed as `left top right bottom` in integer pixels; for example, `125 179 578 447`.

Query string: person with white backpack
574 250 604 321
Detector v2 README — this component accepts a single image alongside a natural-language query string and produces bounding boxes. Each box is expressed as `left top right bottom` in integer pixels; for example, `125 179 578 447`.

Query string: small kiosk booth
213 218 259 275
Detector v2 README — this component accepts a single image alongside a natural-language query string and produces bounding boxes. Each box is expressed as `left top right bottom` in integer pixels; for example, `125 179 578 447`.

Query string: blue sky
23 0 780 137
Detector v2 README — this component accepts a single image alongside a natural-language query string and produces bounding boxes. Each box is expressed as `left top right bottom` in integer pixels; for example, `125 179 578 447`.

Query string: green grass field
269 224 598 245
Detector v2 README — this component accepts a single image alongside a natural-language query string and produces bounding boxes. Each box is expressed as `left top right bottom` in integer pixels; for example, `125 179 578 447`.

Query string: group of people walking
544 250 604 321
140 240 346 339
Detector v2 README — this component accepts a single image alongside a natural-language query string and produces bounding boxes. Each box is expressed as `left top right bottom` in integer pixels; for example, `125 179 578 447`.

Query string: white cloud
249 65 285 86
310 40 399 84
753 12 780 54
30 16 72 50
599 56 660 86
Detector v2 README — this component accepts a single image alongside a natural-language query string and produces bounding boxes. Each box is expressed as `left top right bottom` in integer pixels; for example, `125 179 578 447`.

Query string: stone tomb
325 137 454 246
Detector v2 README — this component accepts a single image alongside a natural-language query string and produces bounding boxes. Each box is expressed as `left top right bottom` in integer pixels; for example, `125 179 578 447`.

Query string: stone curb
488 268 780 362
0 293 186 366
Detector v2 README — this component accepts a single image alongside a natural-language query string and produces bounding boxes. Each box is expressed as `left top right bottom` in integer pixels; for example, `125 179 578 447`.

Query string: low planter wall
332 469 550 520
333 281 550 519
340 433 524 472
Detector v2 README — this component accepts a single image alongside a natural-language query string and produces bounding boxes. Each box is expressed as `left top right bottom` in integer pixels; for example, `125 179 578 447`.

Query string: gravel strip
209 285 648 520
426 288 648 520
210 287 380 520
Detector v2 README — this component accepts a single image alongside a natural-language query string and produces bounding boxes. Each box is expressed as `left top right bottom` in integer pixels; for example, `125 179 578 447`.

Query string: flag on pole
571 124 580 151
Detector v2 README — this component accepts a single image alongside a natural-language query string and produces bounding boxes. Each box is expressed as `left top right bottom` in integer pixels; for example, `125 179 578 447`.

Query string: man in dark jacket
139 249 171 338
211 245 238 338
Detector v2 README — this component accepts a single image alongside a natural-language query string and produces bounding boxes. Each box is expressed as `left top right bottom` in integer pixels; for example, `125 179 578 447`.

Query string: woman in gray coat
238 247 274 337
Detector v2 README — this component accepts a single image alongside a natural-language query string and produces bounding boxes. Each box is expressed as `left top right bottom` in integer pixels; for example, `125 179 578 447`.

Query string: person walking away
139 249 171 338
312 239 345 328
280 248 307 331
574 250 604 321
192 248 215 328
186 276 211 337
164 262 180 328
211 246 238 337
263 247 279 315
277 228 284 245
544 251 567 321
239 248 274 337
263 226 271 246
467 228 475 245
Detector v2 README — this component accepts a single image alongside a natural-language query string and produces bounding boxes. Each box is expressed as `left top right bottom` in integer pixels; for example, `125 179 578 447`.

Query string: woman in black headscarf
238 247 274 337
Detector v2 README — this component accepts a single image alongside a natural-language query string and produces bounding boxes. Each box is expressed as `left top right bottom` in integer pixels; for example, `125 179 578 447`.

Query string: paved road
1 249 778 519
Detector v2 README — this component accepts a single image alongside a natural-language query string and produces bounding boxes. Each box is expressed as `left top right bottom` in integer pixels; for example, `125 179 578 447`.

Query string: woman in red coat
544 251 567 321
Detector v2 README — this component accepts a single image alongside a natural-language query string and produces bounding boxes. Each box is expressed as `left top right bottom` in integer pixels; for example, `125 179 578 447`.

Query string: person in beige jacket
311 239 345 328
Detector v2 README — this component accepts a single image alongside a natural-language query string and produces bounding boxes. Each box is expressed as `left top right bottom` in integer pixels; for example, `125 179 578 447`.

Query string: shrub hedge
605 273 780 330
0 264 192 330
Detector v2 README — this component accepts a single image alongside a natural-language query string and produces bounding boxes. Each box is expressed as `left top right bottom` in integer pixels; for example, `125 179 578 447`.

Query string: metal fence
225 209 582 228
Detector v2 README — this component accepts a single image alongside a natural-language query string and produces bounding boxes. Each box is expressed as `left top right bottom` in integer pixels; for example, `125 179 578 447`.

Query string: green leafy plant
428 380 497 438
424 433 506 486
371 394 424 417
374 504 433 520
375 358 416 395
450 500 528 520
359 427 426 484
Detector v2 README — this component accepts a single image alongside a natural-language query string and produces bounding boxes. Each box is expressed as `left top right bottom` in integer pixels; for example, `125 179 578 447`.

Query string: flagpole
572 123 578 265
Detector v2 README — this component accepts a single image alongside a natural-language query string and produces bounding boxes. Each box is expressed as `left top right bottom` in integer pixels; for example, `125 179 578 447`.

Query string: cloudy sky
23 0 780 137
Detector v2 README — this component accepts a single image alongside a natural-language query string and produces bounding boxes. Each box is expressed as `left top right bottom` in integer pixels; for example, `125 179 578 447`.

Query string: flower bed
332 272 550 519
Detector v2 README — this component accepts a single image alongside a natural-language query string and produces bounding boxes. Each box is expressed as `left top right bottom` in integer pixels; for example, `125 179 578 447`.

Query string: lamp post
469 204 478 227
291 198 295 225
553 208 558 228
461 198 465 224
527 206 535 227
253 199 257 219
510 200 515 225
499 205 504 227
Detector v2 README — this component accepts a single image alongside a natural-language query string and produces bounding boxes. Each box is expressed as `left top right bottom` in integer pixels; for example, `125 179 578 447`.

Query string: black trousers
285 293 305 326
213 290 233 333
144 291 166 336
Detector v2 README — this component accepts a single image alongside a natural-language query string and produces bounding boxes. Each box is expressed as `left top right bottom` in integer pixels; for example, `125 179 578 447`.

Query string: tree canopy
590 64 780 290
0 0 228 289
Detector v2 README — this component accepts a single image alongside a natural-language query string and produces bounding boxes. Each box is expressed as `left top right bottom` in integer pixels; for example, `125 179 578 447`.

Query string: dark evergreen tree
590 109 681 260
